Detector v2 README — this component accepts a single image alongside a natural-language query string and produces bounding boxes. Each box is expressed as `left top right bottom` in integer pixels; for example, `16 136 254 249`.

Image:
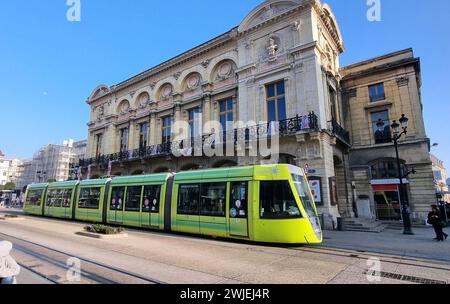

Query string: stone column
174 102 183 141
128 120 136 150
203 94 211 134
149 112 157 146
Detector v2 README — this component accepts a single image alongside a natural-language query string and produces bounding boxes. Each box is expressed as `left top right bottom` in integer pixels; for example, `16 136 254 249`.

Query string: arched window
371 160 406 180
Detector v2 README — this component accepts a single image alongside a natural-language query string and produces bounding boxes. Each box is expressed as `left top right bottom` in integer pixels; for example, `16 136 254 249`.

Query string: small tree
4 182 16 191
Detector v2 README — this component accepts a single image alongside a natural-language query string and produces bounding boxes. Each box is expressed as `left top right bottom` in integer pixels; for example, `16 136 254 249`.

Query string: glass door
141 185 161 228
109 186 125 224
374 190 402 221
229 182 249 237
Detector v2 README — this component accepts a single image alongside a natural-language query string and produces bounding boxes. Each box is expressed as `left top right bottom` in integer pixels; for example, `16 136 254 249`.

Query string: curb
0 217 25 221
75 231 129 239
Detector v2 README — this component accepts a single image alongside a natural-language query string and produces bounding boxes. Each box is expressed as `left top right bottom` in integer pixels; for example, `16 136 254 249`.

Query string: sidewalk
322 227 450 263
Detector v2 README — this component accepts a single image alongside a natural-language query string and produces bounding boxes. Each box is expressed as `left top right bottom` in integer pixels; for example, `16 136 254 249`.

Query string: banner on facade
308 177 322 205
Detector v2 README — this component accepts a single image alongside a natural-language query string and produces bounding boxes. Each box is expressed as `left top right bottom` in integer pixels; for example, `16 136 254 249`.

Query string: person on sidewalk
428 205 449 242
0 241 21 284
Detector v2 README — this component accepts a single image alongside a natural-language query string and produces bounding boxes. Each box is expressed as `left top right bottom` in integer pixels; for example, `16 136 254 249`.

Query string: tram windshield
292 174 318 218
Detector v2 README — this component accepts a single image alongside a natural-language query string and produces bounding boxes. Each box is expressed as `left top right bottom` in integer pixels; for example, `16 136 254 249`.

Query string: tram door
229 182 249 237
110 187 125 224
141 185 161 228
45 190 53 216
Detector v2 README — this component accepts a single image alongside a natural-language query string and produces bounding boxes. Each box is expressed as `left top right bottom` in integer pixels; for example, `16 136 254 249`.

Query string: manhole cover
365 271 447 284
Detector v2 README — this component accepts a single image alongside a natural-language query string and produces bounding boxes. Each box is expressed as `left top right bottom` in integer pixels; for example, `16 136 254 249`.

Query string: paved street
323 227 450 263
1 209 449 285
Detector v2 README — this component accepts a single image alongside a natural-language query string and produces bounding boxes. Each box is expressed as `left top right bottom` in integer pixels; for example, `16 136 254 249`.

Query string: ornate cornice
311 1 344 53
89 29 236 103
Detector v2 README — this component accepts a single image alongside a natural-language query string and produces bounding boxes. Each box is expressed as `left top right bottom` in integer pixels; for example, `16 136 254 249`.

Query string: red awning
373 185 399 191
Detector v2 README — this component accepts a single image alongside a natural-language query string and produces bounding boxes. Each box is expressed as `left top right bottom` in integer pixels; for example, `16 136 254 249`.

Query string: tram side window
260 181 301 219
46 190 55 207
27 190 43 206
46 190 62 207
78 188 102 210
125 186 142 212
230 182 248 219
54 189 63 208
178 184 200 215
110 187 125 211
200 183 226 217
62 189 73 208
143 185 161 213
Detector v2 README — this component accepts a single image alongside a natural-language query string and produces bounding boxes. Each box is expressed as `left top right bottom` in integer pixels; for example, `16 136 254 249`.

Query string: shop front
371 180 409 221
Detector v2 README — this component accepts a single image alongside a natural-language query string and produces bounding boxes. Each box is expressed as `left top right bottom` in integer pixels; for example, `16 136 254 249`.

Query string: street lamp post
377 114 414 235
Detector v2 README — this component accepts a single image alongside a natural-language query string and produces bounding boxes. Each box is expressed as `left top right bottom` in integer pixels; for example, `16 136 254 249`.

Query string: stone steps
341 218 388 233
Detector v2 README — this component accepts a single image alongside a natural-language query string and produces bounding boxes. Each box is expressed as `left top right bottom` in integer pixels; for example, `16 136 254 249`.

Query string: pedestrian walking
0 241 21 284
428 205 449 242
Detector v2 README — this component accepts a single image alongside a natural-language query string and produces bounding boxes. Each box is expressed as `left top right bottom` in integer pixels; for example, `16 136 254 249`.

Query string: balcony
75 113 320 169
328 119 351 146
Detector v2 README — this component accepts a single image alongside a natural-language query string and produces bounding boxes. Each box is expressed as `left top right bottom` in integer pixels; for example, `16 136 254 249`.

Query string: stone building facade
431 154 449 203
340 49 435 222
78 0 435 225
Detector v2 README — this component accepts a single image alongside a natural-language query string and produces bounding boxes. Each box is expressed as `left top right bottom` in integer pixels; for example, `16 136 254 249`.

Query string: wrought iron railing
328 119 351 145
74 113 320 169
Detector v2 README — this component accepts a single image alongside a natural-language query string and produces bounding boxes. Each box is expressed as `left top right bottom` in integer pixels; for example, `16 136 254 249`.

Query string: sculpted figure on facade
139 93 150 109
267 36 279 62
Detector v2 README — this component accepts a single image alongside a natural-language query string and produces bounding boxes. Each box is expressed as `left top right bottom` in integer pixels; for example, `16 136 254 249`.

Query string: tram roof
79 178 110 187
47 181 79 189
110 173 172 185
174 165 295 181
27 183 49 190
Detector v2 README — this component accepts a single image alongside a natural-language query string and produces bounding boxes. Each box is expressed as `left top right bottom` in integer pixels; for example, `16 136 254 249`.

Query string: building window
369 83 385 102
120 128 129 153
188 108 201 139
95 134 103 157
329 87 337 122
139 123 149 150
219 99 234 132
266 81 287 123
371 161 405 180
372 111 391 144
162 116 172 144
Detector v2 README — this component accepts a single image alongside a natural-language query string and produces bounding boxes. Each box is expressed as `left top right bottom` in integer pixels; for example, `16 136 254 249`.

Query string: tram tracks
288 246 450 273
0 232 166 285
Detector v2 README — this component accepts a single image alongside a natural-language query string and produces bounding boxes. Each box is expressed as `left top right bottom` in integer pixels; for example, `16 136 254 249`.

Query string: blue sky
0 0 448 170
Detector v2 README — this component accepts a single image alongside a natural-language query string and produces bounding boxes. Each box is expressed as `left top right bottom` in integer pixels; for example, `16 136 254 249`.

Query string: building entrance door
373 185 402 221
